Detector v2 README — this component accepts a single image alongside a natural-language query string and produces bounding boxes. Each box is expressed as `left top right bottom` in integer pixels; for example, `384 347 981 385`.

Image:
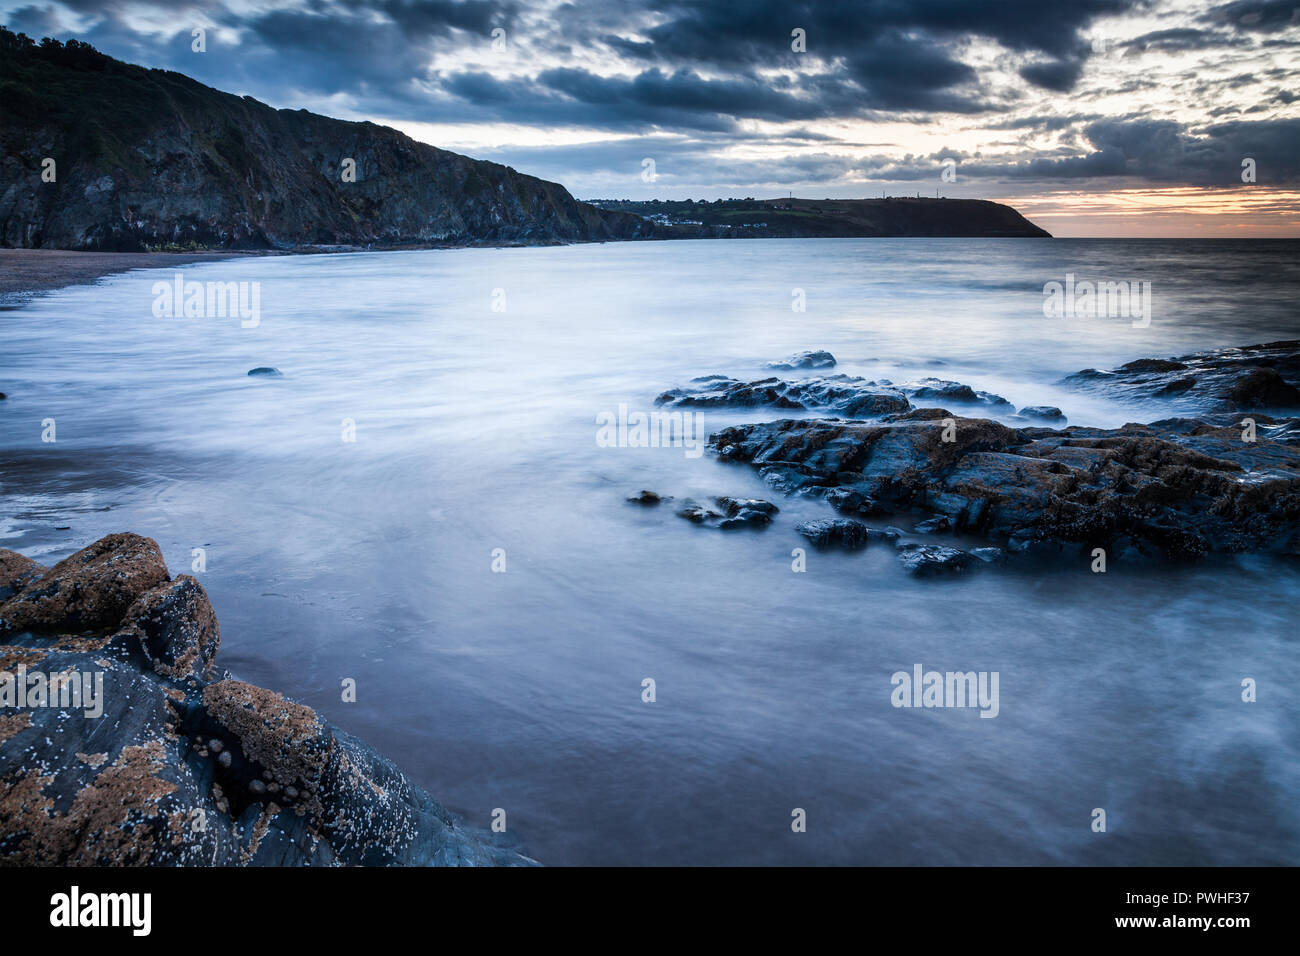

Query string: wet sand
0 248 255 300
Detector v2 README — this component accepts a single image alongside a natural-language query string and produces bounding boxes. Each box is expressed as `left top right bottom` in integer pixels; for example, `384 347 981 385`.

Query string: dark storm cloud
1201 0 1300 31
957 117 1300 184
2 0 1297 194
2 0 1146 128
1121 27 1249 51
1019 56 1088 93
597 0 1141 64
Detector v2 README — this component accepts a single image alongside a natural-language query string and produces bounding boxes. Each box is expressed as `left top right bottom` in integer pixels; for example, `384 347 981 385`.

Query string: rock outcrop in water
654 373 1013 418
764 350 838 370
676 496 779 529
1062 340 1300 414
710 412 1300 561
0 29 646 251
639 342 1300 568
0 534 530 865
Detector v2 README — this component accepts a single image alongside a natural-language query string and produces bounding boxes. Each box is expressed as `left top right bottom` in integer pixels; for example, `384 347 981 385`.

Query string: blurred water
1 237 1297 865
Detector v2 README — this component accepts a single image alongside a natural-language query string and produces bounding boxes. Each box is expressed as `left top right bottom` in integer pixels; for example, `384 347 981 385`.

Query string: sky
3 0 1299 236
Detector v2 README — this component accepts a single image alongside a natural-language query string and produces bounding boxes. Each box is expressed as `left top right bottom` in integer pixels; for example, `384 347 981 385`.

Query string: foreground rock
1062 340 1300 414
711 411 1300 560
0 534 531 866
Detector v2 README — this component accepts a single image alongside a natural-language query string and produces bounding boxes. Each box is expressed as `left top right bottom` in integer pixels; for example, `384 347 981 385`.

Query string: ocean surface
2 237 1297 865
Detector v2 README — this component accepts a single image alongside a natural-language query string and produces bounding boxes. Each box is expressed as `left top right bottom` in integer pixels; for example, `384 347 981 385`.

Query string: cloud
1 0 1297 202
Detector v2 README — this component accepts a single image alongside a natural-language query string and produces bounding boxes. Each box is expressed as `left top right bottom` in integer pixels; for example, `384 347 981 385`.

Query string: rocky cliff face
0 534 532 866
0 29 648 251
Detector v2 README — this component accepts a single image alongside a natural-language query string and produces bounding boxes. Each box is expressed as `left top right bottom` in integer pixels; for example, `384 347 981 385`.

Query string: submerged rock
247 367 283 377
627 490 670 505
764 350 837 370
0 534 532 866
1061 340 1300 413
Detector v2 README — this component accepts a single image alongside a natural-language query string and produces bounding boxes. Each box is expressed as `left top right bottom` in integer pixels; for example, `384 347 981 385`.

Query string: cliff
0 28 648 251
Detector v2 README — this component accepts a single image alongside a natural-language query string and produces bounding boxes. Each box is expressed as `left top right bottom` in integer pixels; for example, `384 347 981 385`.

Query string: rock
898 378 1011 407
896 543 978 576
716 496 778 530
709 412 1300 559
971 547 1008 564
764 350 837 370
795 518 898 549
0 535 533 866
247 367 283 377
1062 341 1300 413
0 551 46 603
824 487 888 516
627 490 669 505
676 501 723 524
654 372 1016 419
1223 367 1300 408
1018 405 1066 422
656 374 911 417
912 516 950 534
113 575 220 682
0 533 169 634
675 496 778 530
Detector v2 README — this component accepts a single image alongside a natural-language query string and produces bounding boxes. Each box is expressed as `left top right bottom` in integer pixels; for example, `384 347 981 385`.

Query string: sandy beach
0 248 252 300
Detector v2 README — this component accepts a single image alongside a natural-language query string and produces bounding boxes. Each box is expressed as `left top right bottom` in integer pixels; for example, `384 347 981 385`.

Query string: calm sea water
2 238 1297 865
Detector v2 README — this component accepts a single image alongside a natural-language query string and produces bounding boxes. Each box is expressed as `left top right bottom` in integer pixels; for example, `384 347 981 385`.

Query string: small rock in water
249 779 267 795
627 490 669 505
676 496 778 530
247 367 283 377
1018 405 1066 422
715 496 778 530
795 518 897 550
764 350 837 370
899 378 1011 407
971 547 1008 564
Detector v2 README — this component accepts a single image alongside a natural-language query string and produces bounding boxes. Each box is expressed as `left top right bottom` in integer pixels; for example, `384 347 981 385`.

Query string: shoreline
0 248 257 302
